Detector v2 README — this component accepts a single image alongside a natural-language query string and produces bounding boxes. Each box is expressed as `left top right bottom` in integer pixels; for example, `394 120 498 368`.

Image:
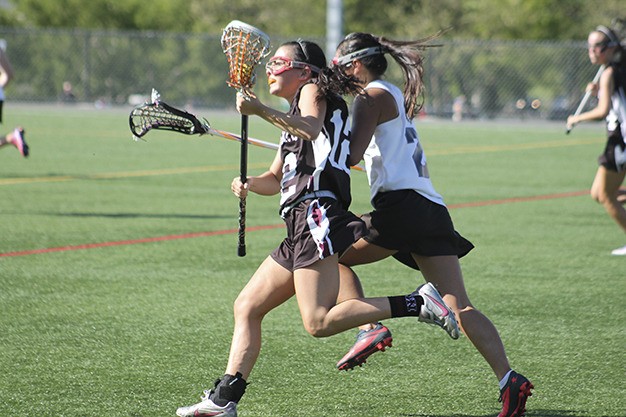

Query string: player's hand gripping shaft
231 177 250 199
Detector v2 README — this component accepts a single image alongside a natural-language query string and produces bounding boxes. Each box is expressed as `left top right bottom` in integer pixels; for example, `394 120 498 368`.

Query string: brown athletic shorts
362 189 474 270
271 197 368 271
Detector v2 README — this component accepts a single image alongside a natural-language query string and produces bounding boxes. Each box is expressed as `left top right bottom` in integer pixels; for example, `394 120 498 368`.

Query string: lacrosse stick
129 89 279 151
566 65 605 134
221 20 271 257
129 89 367 173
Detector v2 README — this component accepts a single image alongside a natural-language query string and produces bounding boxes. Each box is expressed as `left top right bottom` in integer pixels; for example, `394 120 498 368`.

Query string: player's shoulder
298 82 323 105
354 87 396 113
300 81 321 94
602 64 616 77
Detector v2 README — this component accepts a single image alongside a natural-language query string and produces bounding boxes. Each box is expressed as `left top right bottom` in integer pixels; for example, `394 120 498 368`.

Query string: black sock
388 294 423 318
210 372 248 406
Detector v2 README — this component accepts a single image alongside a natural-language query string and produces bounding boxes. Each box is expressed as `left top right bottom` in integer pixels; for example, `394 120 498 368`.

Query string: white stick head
221 21 271 90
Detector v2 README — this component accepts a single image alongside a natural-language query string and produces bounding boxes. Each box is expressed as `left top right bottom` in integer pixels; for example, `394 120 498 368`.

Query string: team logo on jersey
280 130 299 144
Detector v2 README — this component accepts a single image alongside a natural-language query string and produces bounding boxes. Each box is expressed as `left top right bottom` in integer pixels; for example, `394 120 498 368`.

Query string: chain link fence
0 27 597 120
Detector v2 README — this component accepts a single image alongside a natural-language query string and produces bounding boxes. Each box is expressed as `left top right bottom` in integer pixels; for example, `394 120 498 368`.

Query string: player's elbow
347 154 362 167
300 128 321 142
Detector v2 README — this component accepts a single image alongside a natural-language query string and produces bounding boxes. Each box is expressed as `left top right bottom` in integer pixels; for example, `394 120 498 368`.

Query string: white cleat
176 391 237 417
610 245 626 256
416 282 460 339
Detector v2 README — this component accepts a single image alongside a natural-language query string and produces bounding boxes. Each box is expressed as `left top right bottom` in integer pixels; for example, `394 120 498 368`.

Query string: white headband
595 25 620 47
333 46 384 66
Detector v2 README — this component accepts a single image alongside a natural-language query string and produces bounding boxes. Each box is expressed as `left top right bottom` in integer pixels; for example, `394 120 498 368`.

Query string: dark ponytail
282 39 361 107
335 31 444 119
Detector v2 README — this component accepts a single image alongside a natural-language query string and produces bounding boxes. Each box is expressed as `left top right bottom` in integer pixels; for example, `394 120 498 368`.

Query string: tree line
0 0 623 42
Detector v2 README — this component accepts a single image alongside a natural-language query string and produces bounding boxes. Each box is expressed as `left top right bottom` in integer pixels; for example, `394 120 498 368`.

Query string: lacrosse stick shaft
209 128 366 172
237 115 249 257
210 128 278 151
566 65 605 134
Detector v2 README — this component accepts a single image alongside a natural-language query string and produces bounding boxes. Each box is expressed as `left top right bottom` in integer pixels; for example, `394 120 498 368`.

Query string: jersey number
405 126 429 178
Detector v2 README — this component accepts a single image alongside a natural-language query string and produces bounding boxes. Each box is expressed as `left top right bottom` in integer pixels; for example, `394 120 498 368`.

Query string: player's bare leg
413 254 511 379
335 263 392 370
591 166 626 254
293 254 392 338
412 254 533 417
225 256 295 379
336 243 458 369
177 256 294 417
617 187 626 204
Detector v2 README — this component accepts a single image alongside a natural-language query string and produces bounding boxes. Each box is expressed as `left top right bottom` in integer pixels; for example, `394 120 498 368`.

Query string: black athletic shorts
598 129 626 172
362 189 474 271
271 197 368 272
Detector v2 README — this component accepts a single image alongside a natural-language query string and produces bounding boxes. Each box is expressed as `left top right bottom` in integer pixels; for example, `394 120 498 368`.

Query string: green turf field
1 105 624 416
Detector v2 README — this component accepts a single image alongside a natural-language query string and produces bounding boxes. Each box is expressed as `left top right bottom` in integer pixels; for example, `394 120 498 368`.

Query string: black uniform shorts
598 129 626 172
362 189 474 270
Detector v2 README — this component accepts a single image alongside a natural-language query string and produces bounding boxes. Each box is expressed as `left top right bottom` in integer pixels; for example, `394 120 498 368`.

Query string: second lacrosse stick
566 65 605 134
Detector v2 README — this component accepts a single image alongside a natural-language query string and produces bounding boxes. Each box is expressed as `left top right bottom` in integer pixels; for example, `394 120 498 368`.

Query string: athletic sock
210 372 248 406
499 370 513 390
388 294 424 318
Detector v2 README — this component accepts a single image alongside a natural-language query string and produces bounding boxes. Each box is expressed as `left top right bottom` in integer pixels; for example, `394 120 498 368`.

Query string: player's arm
568 67 614 125
0 49 14 88
237 84 325 141
232 148 283 198
348 88 396 166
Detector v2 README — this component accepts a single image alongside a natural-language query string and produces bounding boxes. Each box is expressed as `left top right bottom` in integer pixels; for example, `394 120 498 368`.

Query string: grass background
1 104 624 417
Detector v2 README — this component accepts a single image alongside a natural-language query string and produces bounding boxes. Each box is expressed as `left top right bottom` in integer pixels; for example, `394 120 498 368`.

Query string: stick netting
129 92 210 139
221 21 271 90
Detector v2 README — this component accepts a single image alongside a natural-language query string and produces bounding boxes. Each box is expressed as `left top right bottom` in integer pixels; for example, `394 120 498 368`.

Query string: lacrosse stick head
129 88 210 140
221 20 271 90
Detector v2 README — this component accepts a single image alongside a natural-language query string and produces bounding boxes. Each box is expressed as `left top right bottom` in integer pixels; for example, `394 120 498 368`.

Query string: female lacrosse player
330 32 533 417
0 127 28 157
176 40 457 417
567 25 626 255
0 40 13 124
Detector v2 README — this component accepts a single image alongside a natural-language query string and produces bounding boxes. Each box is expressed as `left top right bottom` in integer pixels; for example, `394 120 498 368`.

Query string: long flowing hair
282 40 361 109
335 32 444 119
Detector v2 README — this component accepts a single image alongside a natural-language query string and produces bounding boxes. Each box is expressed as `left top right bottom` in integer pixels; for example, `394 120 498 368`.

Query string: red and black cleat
498 371 534 417
336 323 393 371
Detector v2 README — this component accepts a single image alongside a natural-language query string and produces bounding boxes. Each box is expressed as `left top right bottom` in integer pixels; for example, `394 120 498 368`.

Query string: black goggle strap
292 60 321 73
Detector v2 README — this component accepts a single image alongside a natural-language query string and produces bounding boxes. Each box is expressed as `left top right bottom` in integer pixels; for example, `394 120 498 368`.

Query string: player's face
332 53 366 89
265 46 309 99
587 32 612 65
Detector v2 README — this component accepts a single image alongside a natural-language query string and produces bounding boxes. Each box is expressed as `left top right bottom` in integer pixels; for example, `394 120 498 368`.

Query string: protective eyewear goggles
587 41 616 52
265 56 320 76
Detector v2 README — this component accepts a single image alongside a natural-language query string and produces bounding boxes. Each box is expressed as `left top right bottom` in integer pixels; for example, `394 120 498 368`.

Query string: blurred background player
0 39 13 123
61 80 76 103
567 25 626 255
0 40 28 158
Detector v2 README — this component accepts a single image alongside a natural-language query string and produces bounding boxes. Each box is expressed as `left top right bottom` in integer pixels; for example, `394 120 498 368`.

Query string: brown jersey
278 85 353 214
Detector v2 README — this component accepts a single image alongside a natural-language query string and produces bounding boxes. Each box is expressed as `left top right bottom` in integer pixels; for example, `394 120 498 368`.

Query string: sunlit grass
1 106 623 416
